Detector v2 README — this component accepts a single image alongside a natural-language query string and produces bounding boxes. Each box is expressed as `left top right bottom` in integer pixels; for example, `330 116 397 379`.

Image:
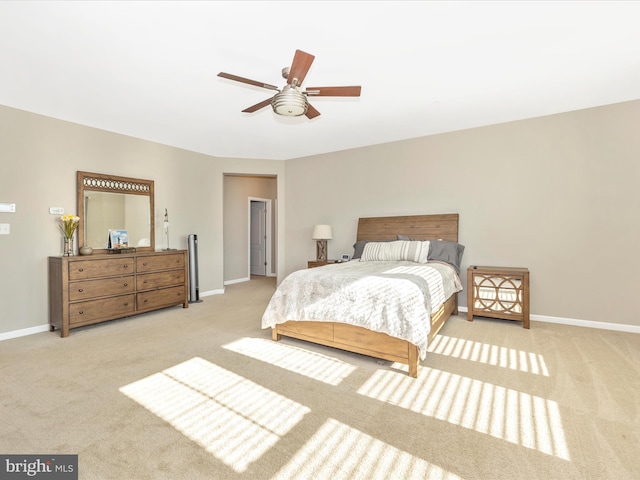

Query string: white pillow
360 240 430 263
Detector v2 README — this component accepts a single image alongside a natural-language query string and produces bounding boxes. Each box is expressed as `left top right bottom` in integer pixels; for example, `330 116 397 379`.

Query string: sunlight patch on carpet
358 368 570 460
429 335 550 376
120 357 310 473
274 418 462 480
223 337 356 385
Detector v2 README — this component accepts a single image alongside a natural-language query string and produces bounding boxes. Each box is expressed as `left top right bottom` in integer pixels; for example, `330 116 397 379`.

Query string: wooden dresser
48 250 189 337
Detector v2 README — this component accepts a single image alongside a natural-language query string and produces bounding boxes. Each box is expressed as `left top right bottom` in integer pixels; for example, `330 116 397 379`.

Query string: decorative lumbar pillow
360 240 430 263
397 235 465 273
352 239 396 260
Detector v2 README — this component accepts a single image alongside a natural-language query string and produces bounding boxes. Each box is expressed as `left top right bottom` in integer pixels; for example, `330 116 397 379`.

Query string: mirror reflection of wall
84 192 150 248
127 194 151 247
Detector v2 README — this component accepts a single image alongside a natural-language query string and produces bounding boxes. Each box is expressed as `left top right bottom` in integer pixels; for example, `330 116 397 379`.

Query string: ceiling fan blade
305 103 321 119
287 50 315 87
242 98 273 113
305 86 362 97
218 72 279 91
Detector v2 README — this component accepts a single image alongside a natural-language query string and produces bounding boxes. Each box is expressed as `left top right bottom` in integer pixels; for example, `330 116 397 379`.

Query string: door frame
248 197 273 278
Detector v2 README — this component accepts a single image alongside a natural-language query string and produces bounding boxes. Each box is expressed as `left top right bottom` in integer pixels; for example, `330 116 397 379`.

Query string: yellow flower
59 215 80 239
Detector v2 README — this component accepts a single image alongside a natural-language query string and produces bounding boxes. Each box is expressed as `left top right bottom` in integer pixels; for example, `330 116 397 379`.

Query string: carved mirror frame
77 171 155 254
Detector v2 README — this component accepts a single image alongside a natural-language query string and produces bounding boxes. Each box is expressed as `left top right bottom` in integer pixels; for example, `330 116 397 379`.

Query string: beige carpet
1 276 639 479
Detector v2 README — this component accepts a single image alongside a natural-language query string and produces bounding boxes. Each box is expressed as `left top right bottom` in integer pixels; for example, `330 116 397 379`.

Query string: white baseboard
458 306 640 334
530 313 640 334
0 324 51 341
200 288 224 297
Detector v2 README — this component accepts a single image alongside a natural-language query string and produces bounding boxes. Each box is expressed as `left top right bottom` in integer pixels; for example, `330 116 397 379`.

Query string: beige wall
223 175 277 281
0 105 285 336
284 100 640 327
2 99 639 337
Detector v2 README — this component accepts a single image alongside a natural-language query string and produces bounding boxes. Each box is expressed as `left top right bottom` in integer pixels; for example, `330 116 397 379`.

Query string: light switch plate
0 203 16 213
0 224 10 235
49 207 65 215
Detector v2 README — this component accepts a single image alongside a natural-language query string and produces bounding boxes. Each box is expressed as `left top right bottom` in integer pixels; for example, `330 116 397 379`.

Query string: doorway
249 198 272 277
223 174 277 285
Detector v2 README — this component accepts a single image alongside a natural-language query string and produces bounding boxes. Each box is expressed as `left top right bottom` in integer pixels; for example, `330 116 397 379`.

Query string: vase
79 245 93 256
63 237 74 257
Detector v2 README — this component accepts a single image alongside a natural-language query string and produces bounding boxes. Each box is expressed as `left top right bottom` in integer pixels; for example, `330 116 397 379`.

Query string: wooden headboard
357 214 459 243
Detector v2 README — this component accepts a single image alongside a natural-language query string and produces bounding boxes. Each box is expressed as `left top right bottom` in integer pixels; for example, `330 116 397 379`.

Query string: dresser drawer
137 285 186 311
136 254 185 273
137 270 186 291
69 294 135 326
69 276 135 301
68 257 135 280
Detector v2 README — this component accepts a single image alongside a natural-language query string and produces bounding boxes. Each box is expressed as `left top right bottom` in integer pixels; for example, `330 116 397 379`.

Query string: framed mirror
77 171 155 253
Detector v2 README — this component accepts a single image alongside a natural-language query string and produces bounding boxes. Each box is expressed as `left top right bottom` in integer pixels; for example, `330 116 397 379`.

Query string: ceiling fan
218 49 361 119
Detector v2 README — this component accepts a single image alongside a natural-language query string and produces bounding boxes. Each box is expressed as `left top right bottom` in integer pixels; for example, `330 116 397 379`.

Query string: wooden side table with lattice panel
467 266 530 329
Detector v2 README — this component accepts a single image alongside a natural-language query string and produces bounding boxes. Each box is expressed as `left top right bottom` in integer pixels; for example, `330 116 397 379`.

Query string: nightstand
308 260 338 268
467 266 530 329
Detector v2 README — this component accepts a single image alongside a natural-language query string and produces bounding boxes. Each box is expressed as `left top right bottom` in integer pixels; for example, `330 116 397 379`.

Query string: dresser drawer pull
144 299 148 303
78 288 84 293
123 264 128 268
124 302 129 306
123 283 128 287
143 262 148 266
79 310 84 315
78 268 84 272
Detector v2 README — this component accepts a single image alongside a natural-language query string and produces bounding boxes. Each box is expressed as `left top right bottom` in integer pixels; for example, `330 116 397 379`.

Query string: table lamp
312 224 332 261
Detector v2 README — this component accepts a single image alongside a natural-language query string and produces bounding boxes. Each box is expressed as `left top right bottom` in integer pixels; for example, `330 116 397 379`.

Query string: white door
250 201 267 276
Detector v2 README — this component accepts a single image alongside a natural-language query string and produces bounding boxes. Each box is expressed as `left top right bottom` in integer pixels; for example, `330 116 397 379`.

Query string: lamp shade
312 224 333 240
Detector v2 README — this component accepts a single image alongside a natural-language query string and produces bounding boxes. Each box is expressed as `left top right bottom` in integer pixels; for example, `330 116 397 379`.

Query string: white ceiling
1 1 639 161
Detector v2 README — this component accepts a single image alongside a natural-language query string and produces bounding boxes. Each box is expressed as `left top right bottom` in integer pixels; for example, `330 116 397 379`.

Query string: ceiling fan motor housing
271 85 308 116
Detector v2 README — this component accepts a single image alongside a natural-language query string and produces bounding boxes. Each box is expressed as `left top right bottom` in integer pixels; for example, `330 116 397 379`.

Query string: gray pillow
397 235 465 273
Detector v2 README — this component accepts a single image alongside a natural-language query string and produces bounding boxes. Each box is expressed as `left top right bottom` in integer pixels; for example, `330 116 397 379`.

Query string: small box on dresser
49 250 189 337
467 266 530 329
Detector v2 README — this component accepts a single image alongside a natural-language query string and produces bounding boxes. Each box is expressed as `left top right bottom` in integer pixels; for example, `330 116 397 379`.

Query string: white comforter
261 260 462 359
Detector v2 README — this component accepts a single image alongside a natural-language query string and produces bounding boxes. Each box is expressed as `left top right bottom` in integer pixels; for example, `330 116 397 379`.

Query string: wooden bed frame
271 213 460 377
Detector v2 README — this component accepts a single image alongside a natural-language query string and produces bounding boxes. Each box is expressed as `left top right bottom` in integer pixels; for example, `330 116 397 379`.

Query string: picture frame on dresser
108 229 129 249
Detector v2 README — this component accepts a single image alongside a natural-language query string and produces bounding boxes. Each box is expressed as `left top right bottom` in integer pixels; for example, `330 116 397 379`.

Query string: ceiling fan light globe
271 86 308 117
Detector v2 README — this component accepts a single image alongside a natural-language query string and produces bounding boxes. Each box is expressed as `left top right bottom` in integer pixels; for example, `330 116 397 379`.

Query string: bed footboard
271 294 457 378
